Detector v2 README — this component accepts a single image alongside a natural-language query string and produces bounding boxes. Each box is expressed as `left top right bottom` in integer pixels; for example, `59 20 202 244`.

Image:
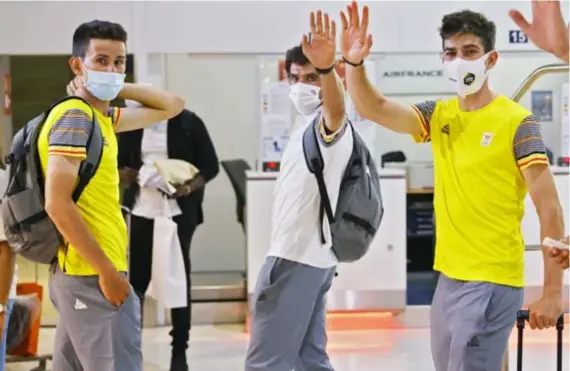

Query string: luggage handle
516 309 566 371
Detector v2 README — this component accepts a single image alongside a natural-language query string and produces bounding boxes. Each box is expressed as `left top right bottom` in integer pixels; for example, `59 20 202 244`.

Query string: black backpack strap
47 96 104 203
302 115 335 244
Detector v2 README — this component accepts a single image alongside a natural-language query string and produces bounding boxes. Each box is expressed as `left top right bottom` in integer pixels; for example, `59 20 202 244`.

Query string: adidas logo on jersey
74 298 88 310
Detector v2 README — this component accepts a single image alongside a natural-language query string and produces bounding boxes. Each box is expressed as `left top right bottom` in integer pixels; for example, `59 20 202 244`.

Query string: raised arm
301 10 345 133
340 1 422 136
114 83 185 133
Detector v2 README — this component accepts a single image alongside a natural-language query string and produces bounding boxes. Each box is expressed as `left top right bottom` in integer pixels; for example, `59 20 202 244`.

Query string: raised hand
301 10 337 70
509 0 569 62
340 1 373 65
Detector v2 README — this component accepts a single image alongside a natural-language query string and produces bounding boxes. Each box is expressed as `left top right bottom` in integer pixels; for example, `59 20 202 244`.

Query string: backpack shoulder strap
302 115 335 245
302 115 334 220
48 96 104 203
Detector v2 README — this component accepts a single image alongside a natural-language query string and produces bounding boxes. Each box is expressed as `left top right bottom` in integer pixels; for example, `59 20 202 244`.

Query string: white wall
0 1 567 54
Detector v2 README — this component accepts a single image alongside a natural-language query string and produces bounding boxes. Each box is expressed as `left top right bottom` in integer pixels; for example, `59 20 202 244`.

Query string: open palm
302 10 337 70
509 0 569 59
340 1 373 64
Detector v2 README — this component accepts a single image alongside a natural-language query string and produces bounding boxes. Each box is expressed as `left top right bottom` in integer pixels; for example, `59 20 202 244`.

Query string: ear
69 56 83 76
486 51 499 71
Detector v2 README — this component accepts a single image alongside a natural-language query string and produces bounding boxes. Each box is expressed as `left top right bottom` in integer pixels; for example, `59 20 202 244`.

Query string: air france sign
382 70 444 78
378 54 452 94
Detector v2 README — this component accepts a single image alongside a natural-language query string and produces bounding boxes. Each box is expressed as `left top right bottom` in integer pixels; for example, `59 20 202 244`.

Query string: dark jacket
118 109 219 226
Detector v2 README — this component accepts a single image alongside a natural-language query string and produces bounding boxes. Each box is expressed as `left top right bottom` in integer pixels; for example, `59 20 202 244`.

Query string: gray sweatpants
431 273 524 371
49 266 143 371
245 257 336 371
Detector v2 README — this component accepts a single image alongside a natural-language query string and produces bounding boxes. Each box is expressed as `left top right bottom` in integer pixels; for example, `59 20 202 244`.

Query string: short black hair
439 10 496 52
72 20 128 58
285 45 310 76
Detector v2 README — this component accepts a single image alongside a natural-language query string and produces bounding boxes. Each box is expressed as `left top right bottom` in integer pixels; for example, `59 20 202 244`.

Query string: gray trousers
49 266 143 371
245 257 336 371
431 273 524 371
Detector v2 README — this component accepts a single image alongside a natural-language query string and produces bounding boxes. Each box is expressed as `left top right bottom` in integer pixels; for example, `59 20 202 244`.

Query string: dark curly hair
72 20 127 58
439 10 496 52
284 44 310 76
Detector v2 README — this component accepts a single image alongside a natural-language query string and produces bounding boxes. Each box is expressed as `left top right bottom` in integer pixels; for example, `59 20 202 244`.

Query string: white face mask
289 83 321 116
443 52 493 98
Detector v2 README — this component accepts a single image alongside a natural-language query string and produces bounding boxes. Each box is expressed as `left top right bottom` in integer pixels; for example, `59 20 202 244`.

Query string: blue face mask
83 68 126 101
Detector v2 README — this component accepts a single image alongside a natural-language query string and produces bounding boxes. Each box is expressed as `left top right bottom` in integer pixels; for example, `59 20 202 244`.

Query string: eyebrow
95 54 126 59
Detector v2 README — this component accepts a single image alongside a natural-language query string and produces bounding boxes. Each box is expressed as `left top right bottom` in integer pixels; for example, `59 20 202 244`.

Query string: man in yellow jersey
40 20 184 371
341 2 565 371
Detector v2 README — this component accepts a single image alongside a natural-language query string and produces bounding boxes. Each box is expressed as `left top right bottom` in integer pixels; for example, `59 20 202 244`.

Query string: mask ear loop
484 51 497 73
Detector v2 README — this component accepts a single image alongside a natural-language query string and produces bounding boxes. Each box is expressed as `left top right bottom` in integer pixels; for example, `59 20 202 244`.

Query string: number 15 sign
509 30 528 44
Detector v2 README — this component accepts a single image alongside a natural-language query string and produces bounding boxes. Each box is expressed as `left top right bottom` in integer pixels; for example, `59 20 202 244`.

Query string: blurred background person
118 103 219 371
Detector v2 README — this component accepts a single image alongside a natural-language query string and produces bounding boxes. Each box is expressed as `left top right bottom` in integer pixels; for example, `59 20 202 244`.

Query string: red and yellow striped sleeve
112 106 121 126
411 100 436 143
47 108 91 160
513 115 549 171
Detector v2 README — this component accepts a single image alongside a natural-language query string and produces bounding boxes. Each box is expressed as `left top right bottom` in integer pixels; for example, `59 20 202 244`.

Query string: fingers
301 34 310 54
323 12 330 37
360 5 370 44
509 9 531 32
340 10 348 31
330 20 337 41
346 4 353 26
555 250 569 266
530 310 558 330
365 34 374 53
350 1 360 28
316 10 324 35
310 11 317 36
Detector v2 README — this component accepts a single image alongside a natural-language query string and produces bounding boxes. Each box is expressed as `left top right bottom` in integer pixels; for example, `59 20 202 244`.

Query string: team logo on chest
480 132 493 146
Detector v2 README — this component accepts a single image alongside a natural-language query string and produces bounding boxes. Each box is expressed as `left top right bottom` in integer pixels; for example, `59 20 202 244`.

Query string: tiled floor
5 325 569 370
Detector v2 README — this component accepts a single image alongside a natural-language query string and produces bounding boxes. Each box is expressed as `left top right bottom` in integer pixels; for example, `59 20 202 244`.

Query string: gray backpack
302 117 384 263
0 96 103 264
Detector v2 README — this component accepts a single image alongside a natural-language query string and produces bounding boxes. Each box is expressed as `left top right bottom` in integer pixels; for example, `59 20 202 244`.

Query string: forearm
47 202 115 275
0 242 15 304
346 65 384 119
118 83 184 116
320 71 345 131
539 204 565 295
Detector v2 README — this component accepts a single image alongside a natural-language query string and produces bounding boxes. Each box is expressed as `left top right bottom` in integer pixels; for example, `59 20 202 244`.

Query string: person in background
0 163 15 371
117 103 219 371
510 0 570 270
53 20 184 371
341 2 564 371
245 10 349 371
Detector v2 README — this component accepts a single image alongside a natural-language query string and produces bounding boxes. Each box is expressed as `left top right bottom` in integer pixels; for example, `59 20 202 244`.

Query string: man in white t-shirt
245 11 353 371
0 167 16 370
